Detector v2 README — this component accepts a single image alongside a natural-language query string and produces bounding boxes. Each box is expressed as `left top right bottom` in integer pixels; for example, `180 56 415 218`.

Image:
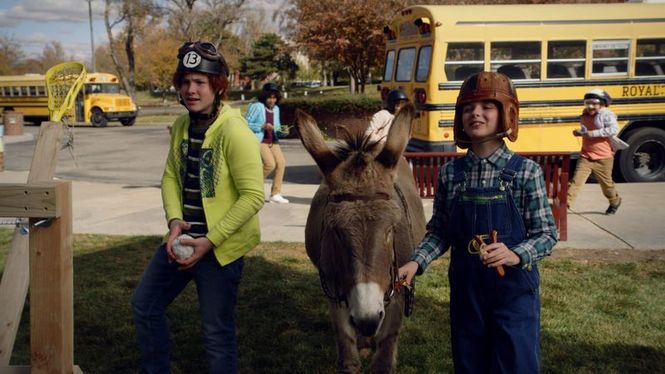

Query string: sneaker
270 194 289 204
605 197 621 215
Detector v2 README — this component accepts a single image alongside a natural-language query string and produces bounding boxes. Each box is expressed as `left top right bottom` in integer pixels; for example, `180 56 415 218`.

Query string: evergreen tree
241 33 297 84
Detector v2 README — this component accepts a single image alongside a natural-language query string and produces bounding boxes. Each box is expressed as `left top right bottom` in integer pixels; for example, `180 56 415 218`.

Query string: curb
2 133 34 145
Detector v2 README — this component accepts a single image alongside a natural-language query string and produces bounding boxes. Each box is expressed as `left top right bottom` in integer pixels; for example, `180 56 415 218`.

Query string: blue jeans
131 245 244 373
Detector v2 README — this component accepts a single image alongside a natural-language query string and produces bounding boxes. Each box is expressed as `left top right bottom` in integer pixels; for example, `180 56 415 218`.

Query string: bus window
37 86 46 96
414 18 431 36
444 42 483 81
491 42 541 80
87 84 102 94
636 39 665 76
416 45 432 82
592 40 629 76
384 50 396 81
396 47 416 82
547 40 585 79
29 86 37 96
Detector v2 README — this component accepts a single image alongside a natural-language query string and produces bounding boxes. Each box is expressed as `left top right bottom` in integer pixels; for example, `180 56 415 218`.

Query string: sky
0 0 106 62
0 0 281 65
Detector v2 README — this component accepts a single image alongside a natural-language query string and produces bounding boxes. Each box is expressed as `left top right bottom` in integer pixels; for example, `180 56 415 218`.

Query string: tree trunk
104 0 127 93
123 1 137 103
347 68 356 94
104 0 137 103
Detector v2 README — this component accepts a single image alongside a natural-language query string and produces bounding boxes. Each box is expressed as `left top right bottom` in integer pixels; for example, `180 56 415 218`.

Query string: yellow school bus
380 3 665 182
0 72 138 127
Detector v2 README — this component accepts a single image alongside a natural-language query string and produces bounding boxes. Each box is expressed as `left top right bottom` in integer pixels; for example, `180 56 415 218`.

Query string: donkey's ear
377 103 414 168
295 109 340 174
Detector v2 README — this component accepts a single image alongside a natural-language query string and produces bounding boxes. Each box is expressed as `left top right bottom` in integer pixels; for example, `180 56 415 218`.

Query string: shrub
279 95 382 138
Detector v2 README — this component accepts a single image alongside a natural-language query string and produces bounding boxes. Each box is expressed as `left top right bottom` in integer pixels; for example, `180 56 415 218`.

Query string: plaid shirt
412 143 558 272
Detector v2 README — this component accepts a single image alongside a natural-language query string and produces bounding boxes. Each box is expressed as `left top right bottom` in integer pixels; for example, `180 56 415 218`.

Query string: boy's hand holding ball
172 234 195 261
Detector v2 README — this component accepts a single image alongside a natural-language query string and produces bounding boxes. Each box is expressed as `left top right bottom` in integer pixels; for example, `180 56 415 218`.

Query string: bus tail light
415 88 427 104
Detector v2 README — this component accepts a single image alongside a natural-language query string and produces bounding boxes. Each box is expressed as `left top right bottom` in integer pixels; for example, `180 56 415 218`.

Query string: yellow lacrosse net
45 62 87 122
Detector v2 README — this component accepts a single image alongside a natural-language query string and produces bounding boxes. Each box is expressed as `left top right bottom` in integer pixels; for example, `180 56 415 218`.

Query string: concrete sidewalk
1 169 664 250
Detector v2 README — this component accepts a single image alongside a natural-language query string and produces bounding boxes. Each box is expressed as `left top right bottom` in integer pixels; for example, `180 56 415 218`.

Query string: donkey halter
318 192 401 308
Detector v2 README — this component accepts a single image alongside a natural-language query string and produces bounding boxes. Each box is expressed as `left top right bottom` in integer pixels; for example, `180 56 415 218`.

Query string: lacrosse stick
46 62 87 122
45 62 87 163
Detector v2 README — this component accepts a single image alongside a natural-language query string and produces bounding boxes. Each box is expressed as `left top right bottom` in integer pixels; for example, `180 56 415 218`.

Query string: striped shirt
412 143 558 272
182 120 211 238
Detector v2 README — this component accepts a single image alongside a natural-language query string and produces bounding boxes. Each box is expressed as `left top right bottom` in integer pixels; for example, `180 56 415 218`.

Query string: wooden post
29 181 73 373
0 120 80 372
0 181 79 373
0 231 29 365
0 122 64 365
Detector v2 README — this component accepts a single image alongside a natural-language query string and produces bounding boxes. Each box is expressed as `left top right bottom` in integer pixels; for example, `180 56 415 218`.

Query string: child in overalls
399 72 558 373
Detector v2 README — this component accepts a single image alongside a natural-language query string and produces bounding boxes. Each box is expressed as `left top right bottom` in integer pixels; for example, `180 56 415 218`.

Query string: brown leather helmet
453 72 519 149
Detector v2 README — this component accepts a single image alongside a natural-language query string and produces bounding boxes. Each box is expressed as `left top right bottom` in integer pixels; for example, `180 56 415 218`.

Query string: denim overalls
448 155 540 373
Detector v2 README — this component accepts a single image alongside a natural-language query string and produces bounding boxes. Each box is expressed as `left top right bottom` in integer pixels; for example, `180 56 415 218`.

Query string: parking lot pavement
2 168 664 250
2 126 664 249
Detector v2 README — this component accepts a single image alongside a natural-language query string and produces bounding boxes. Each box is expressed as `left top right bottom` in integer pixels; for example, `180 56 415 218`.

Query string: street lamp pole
87 0 96 72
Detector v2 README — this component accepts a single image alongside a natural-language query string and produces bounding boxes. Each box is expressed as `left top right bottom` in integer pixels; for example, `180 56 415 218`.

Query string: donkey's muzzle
351 312 384 337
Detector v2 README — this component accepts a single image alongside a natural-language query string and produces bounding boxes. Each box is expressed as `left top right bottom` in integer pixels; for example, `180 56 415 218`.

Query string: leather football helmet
453 72 519 149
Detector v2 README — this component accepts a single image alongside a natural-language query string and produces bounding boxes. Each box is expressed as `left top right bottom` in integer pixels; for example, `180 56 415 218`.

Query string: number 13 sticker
183 52 201 68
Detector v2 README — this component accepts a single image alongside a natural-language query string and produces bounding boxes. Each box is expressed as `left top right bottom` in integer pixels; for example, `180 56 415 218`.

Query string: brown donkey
295 104 426 373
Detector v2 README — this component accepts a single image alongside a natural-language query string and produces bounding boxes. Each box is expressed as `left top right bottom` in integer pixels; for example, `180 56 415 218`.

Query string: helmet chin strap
456 128 512 145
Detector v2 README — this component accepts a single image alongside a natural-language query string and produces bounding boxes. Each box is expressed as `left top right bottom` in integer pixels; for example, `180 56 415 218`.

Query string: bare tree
39 41 67 72
165 0 197 40
0 36 26 75
104 0 161 102
165 0 248 44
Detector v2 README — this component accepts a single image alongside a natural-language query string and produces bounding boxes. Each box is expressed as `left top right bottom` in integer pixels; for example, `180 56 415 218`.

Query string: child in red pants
567 88 626 215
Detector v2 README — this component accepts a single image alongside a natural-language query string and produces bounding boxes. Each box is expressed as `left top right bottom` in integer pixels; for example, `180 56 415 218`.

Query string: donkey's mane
332 127 383 169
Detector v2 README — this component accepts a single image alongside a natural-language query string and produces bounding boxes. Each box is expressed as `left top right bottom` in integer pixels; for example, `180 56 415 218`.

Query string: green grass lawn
134 114 179 125
0 229 663 373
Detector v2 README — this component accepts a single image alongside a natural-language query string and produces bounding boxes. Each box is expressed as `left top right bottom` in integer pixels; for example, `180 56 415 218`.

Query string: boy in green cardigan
132 41 264 373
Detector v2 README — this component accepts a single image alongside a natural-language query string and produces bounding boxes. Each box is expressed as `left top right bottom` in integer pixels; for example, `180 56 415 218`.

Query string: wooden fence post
29 181 74 373
0 122 64 366
0 121 81 372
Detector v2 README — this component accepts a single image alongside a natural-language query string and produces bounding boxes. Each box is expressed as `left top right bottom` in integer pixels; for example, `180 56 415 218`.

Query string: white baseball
172 234 194 260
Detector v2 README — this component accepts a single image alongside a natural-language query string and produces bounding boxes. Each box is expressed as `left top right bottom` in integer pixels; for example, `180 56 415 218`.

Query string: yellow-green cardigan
162 104 264 266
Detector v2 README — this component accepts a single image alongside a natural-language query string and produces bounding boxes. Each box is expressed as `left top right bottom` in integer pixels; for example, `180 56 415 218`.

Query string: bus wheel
91 108 107 127
120 117 136 126
618 127 665 182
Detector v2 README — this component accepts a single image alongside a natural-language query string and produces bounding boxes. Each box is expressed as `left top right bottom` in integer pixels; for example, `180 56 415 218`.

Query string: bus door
75 89 85 122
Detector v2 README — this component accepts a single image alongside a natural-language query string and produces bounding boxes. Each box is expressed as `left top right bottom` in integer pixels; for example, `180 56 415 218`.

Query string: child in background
399 72 558 373
246 83 290 203
568 88 626 215
365 89 409 144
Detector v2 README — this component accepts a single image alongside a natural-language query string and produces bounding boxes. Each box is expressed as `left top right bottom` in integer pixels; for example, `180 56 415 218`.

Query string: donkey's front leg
370 301 403 373
330 303 361 373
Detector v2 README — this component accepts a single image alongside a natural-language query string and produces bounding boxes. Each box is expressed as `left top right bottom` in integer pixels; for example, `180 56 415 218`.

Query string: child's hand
573 125 588 137
166 219 191 262
277 125 291 135
175 237 214 271
481 242 520 268
398 261 419 286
